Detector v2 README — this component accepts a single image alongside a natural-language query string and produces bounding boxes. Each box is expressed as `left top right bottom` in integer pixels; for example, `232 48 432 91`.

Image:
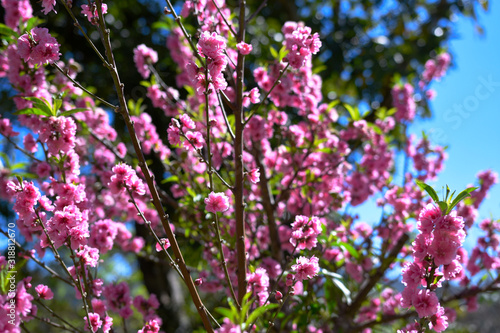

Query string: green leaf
437 201 448 213
335 241 359 259
215 307 235 321
58 108 91 117
245 303 279 328
21 97 54 116
53 97 63 114
161 175 179 184
344 104 360 121
415 180 439 203
14 107 52 117
448 187 478 214
270 46 279 59
0 23 18 39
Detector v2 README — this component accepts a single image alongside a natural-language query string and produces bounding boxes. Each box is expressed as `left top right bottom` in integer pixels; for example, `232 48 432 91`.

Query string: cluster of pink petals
422 53 451 84
17 27 60 66
290 215 322 250
38 116 77 156
291 255 320 281
400 203 467 331
204 192 230 214
35 284 54 300
81 2 108 24
247 168 260 184
138 319 161 333
188 31 228 92
1 0 32 30
133 44 158 79
282 21 322 69
155 238 171 252
247 267 270 305
108 163 146 196
391 83 416 122
41 0 56 14
236 42 253 55
0 118 19 137
407 135 447 182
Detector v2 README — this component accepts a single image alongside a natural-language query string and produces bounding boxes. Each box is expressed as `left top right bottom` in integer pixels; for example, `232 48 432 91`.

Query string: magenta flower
155 238 171 252
17 27 60 66
204 192 229 214
35 284 54 300
291 256 320 281
248 168 260 184
236 42 253 55
85 313 103 333
41 0 56 14
411 289 439 318
133 44 158 79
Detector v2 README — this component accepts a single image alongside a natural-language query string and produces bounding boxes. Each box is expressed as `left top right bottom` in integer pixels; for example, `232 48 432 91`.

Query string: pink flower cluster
204 192 230 214
108 163 146 196
1 0 32 31
289 215 322 250
282 21 322 69
422 53 451 84
290 255 320 281
187 31 228 92
247 267 270 305
133 44 158 79
407 135 447 181
400 204 466 331
391 83 416 122
81 2 108 24
17 27 60 66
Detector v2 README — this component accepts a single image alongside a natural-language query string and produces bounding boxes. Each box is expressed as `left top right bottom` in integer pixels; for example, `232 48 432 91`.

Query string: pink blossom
156 238 171 252
1 0 33 30
81 2 108 24
35 284 53 300
412 289 439 318
247 168 260 184
138 320 161 333
184 131 205 150
167 123 181 146
133 44 158 79
108 163 145 196
0 118 19 137
85 313 103 332
401 262 425 288
290 215 322 250
41 0 56 14
198 31 226 59
17 28 60 66
204 192 230 213
180 114 196 130
236 42 253 55
76 245 100 267
23 133 37 153
429 306 449 332
291 256 320 281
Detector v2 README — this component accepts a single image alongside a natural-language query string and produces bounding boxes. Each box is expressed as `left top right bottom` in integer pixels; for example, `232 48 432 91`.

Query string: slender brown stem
0 230 72 286
234 0 248 307
93 2 214 330
51 63 117 109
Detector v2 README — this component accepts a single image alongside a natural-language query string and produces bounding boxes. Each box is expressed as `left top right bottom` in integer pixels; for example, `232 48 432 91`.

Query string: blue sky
411 2 500 220
355 2 500 237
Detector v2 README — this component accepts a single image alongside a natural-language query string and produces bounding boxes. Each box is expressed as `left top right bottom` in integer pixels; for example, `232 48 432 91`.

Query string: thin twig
246 0 269 24
93 1 214 329
244 63 289 126
51 63 117 109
